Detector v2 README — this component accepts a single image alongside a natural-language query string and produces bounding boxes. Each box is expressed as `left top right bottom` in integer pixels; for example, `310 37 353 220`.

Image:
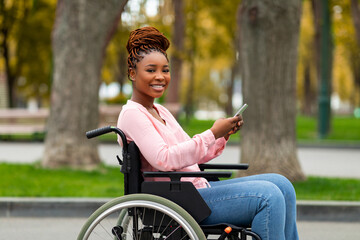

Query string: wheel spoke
78 195 204 240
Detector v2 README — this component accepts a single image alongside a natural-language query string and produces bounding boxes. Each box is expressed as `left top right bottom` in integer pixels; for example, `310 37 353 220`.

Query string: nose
155 70 165 80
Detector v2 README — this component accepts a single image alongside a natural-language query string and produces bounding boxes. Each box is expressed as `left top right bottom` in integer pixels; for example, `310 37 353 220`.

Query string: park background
1 2 360 239
0 0 359 200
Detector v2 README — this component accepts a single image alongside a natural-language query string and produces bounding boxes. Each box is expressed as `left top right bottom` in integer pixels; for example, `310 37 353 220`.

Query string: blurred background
0 0 359 116
1 2 360 239
0 0 359 177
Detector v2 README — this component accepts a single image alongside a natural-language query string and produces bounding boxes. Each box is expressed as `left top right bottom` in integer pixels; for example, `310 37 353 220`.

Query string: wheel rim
79 194 205 240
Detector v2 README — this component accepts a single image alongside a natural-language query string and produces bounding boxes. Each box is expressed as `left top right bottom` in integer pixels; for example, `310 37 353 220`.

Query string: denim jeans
197 173 299 240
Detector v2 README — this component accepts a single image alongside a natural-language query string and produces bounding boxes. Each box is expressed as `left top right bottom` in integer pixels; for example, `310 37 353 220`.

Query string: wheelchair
77 126 261 240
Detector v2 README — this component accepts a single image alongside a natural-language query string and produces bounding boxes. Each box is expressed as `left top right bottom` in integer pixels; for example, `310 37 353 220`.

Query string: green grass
293 177 360 201
1 162 360 201
296 115 360 144
178 115 360 145
0 163 124 197
1 115 359 144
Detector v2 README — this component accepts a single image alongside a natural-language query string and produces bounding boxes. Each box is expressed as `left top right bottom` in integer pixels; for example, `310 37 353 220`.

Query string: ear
129 68 136 81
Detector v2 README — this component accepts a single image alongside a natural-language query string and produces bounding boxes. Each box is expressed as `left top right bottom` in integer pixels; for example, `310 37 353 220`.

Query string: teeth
151 85 164 89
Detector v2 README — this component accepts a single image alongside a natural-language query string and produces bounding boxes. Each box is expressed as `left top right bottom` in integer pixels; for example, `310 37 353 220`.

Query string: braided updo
126 26 170 79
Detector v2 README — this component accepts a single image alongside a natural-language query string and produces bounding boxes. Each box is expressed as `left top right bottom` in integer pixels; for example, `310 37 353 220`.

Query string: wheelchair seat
81 126 261 240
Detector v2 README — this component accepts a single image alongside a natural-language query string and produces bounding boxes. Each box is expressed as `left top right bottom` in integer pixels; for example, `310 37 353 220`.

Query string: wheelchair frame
78 126 261 240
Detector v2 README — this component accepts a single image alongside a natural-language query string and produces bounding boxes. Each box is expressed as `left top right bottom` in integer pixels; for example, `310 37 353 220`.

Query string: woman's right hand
210 116 242 139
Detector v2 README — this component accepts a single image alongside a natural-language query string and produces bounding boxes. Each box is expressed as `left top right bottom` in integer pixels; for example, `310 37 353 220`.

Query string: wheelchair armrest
198 163 249 171
143 171 232 181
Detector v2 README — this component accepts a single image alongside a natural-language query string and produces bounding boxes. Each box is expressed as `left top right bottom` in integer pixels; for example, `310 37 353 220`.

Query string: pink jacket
117 100 227 189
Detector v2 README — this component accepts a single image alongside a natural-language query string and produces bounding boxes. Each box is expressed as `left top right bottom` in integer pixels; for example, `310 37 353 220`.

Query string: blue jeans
197 173 299 240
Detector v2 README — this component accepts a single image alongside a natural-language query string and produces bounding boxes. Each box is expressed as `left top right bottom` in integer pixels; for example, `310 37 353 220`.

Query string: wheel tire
77 194 206 240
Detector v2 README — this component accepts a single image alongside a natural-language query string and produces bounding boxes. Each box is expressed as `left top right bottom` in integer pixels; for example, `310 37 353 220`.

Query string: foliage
2 0 360 110
332 0 360 106
297 0 317 114
1 162 360 201
105 92 128 105
15 0 55 105
0 0 56 107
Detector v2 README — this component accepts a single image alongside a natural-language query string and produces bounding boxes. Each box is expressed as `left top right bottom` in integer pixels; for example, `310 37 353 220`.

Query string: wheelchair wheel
77 194 206 240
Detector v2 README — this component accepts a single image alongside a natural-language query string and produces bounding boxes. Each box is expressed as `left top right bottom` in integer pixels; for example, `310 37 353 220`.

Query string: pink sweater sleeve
118 108 223 172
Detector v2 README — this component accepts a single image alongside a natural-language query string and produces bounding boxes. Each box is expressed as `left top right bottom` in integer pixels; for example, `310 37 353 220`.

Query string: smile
150 84 165 90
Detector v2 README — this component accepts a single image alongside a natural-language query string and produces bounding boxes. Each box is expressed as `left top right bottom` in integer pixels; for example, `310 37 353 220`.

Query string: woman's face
130 51 170 101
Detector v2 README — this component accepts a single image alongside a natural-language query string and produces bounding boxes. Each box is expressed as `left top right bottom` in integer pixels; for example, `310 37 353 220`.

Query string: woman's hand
224 115 244 140
210 115 244 140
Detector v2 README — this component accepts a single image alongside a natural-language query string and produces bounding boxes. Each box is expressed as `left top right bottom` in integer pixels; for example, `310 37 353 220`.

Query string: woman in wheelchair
117 26 299 240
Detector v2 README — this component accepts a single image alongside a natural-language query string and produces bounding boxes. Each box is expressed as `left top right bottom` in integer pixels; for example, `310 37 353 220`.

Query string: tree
205 0 242 116
0 0 32 108
16 0 55 107
42 0 128 168
350 0 360 104
312 0 333 138
297 1 317 116
331 0 360 107
238 0 306 182
165 0 185 118
351 0 360 45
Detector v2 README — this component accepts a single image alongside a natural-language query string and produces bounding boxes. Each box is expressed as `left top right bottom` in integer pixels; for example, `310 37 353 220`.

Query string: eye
163 69 170 73
146 69 155 73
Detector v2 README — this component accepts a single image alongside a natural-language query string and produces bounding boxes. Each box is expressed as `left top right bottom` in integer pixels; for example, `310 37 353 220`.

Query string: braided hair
126 26 170 79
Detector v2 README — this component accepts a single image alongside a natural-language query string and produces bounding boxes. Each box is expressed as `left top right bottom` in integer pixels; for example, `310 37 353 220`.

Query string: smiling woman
129 52 170 104
115 26 299 240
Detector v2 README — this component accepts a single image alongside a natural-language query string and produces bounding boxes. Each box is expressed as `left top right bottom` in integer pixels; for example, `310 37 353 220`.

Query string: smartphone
234 103 248 117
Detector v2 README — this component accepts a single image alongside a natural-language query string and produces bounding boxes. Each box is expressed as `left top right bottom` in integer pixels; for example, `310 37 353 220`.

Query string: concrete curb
1 198 360 222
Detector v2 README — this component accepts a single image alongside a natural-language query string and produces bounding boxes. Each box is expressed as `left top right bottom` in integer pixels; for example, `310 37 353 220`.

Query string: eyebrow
145 64 169 68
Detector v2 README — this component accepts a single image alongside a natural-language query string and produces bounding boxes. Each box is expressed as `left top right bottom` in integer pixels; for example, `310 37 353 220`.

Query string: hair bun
126 26 170 54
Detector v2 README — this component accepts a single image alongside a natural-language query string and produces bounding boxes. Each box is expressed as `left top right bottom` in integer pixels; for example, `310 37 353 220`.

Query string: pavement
1 216 359 239
1 142 360 239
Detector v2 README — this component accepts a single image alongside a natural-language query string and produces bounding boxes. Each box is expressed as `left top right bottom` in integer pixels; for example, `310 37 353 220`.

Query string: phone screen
234 103 248 117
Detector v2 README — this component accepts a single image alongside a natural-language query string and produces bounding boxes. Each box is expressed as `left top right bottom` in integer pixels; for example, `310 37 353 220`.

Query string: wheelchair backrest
121 141 144 195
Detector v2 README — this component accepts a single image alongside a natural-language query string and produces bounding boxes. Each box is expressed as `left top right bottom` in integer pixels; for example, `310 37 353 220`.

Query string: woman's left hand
224 115 244 140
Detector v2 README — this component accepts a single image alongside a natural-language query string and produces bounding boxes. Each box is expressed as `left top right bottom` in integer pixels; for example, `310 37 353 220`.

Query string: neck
131 94 154 109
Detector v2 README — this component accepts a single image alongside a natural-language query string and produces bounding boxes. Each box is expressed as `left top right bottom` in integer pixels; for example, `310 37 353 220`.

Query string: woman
117 26 299 240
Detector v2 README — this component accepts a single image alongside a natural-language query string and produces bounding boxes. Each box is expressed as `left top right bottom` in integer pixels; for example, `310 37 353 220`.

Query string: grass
0 163 124 197
1 162 360 201
1 115 359 144
1 115 359 200
292 177 360 201
296 115 360 144
178 115 360 145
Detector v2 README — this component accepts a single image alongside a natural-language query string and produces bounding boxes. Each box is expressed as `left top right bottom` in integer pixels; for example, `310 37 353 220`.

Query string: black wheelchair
77 126 261 240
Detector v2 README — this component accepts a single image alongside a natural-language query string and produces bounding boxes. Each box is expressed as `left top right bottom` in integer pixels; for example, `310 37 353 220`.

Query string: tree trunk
0 26 15 108
351 0 360 46
238 0 305 182
351 0 360 100
226 4 243 116
166 0 185 118
225 63 237 116
184 2 197 121
302 63 316 116
312 0 333 138
43 0 127 168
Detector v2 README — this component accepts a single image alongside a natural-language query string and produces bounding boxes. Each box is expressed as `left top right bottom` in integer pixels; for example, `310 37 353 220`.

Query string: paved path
1 142 359 178
1 216 359 240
